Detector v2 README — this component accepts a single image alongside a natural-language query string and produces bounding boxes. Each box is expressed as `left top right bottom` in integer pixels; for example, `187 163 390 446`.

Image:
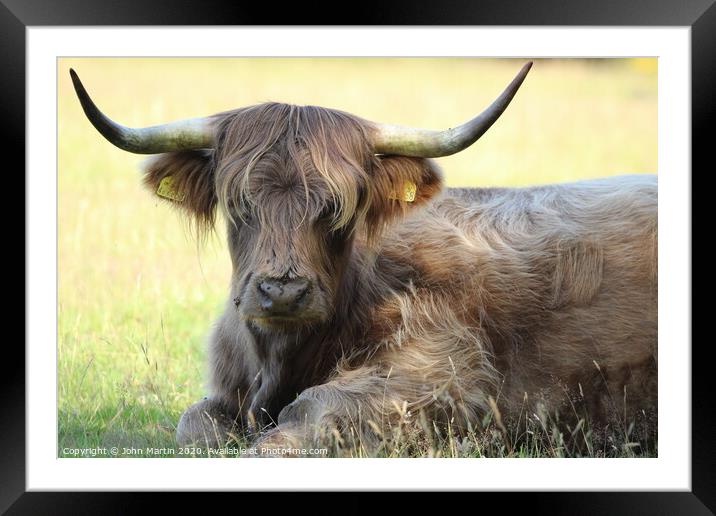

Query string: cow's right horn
70 69 215 154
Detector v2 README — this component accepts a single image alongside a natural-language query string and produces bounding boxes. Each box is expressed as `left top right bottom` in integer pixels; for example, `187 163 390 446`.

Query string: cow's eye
230 208 253 226
318 204 335 221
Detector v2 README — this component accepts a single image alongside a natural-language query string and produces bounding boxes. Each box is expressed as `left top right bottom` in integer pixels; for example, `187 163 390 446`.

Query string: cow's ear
365 156 443 236
142 150 217 230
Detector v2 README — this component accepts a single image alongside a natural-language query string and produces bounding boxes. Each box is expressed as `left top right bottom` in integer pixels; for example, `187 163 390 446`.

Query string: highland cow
70 62 657 455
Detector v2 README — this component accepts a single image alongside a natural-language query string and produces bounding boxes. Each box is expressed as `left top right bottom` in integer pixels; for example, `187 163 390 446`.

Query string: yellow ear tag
389 181 417 203
156 175 185 202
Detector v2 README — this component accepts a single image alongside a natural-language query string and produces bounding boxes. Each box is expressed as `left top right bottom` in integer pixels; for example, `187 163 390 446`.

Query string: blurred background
57 58 657 454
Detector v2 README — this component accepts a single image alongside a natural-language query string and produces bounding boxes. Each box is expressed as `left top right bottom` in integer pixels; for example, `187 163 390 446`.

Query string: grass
57 57 657 458
133 399 657 458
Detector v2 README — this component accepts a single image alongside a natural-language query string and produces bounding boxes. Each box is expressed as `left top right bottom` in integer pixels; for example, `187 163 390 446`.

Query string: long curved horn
372 61 533 158
69 69 215 154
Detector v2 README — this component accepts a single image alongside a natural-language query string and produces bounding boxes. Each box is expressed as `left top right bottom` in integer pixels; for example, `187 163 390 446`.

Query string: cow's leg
176 316 257 447
176 397 242 448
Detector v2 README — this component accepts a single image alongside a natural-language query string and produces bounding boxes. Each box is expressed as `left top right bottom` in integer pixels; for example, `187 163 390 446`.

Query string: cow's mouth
245 314 324 332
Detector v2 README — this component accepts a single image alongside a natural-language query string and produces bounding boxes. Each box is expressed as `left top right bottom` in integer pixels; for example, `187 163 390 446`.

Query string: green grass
58 58 657 458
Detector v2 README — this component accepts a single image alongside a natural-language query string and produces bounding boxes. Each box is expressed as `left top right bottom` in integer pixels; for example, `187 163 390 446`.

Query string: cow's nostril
294 285 309 302
258 281 275 297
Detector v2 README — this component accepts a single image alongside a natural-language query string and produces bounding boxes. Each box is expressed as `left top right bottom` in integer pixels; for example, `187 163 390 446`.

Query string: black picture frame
6 1 709 513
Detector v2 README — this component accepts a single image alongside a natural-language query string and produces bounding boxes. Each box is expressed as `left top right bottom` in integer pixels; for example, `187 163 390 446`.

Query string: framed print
56 54 662 466
9 0 711 513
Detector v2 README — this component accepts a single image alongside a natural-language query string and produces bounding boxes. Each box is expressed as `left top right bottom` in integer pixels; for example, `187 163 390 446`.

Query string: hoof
176 398 239 448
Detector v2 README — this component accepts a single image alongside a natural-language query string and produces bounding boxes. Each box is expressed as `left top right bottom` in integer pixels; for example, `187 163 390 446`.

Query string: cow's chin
245 313 326 333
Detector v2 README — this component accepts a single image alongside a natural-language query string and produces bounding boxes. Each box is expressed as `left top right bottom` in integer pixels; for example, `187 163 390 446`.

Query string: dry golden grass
57 58 656 457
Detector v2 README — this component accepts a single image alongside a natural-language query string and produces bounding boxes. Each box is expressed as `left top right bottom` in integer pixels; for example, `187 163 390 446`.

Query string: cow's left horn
70 69 215 154
372 61 532 158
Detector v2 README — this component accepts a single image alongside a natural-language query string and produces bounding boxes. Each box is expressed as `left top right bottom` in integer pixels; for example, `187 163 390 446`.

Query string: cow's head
70 63 531 332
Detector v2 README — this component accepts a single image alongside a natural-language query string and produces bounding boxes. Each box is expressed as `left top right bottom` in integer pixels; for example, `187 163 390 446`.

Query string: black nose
256 277 311 314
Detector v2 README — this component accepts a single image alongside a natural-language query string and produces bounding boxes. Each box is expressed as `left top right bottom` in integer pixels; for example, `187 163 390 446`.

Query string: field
58 58 657 458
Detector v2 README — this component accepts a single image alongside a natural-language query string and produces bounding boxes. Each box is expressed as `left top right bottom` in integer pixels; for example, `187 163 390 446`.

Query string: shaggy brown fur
143 103 657 454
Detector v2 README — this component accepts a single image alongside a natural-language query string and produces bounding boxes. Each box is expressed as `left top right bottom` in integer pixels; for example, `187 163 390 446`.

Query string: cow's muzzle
255 276 312 317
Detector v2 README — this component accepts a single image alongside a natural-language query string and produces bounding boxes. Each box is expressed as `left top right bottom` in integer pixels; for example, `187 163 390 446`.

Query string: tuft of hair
212 103 376 233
